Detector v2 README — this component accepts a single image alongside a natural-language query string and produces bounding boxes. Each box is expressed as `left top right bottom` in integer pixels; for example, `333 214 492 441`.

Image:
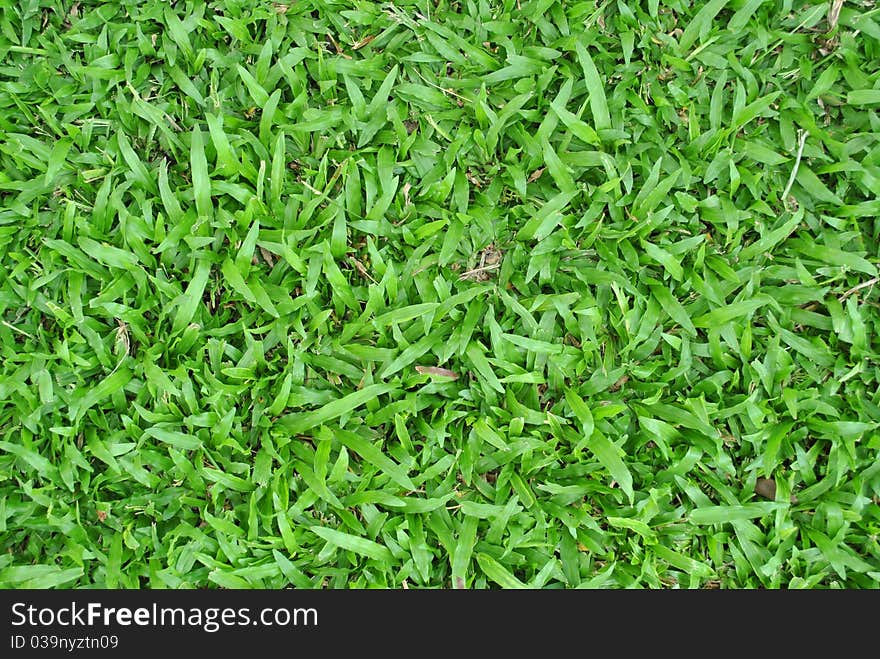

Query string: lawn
1 0 879 589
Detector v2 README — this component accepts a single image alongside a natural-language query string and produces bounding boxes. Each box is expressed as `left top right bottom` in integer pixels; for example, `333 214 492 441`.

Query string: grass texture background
0 0 879 588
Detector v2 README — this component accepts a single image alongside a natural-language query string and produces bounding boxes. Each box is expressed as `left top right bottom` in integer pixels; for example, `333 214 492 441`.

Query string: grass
1 0 879 589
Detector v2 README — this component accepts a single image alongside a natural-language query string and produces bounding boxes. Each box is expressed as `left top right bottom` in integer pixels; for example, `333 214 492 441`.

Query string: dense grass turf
1 0 879 589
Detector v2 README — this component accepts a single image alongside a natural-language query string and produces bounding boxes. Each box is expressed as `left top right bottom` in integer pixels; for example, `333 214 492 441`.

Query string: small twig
781 129 808 209
348 256 377 283
415 70 471 103
164 113 182 132
839 276 879 301
1 320 33 339
301 181 323 196
458 263 500 280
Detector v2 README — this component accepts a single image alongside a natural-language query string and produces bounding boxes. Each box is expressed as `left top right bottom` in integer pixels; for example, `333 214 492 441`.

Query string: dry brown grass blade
828 0 844 31
415 366 459 379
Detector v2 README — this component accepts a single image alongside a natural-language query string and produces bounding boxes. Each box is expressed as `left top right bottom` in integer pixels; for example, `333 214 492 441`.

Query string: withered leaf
754 477 777 500
415 365 459 379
